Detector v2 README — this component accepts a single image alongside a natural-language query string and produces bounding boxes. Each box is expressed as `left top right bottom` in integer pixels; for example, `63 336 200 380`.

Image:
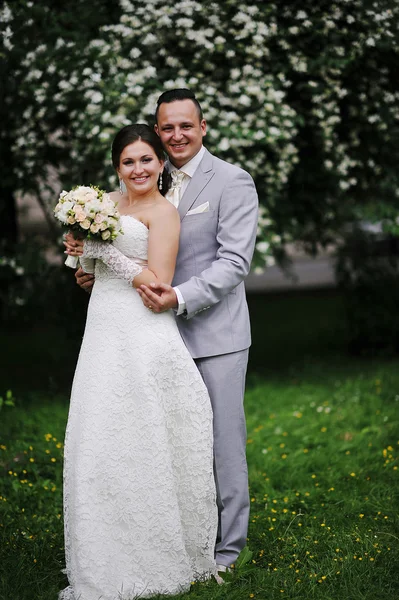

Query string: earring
119 179 123 195
158 172 163 191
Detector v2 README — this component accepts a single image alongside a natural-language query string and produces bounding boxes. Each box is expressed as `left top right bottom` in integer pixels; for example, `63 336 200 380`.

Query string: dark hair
155 88 203 123
111 123 170 196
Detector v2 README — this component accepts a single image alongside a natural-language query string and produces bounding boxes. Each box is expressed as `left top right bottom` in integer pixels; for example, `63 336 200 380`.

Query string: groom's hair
155 89 203 122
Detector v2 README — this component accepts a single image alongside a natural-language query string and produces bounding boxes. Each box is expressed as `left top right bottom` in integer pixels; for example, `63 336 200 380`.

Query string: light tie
166 170 185 208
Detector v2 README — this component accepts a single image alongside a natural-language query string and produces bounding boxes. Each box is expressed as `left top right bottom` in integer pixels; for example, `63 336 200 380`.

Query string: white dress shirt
170 146 206 315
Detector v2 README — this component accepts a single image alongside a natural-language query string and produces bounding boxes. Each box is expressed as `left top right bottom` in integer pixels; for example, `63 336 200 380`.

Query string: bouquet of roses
54 185 123 268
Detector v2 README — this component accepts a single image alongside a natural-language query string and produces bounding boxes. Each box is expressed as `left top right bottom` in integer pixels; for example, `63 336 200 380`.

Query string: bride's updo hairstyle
111 123 171 196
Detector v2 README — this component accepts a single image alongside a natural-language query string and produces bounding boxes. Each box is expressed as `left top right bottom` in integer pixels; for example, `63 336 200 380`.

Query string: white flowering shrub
3 0 399 270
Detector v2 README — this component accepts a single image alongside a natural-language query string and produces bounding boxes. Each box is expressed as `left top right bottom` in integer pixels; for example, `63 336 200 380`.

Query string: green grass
1 290 398 599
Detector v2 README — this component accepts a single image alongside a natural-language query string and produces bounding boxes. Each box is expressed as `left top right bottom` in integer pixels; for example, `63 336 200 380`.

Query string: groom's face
155 99 206 168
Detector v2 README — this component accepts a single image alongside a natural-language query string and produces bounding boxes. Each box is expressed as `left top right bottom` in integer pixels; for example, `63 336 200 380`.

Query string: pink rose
94 213 105 224
74 209 87 223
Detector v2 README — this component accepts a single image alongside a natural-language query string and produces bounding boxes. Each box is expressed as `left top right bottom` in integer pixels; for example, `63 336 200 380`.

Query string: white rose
55 200 74 224
80 219 91 229
101 230 111 240
85 198 102 213
90 223 101 234
72 186 98 204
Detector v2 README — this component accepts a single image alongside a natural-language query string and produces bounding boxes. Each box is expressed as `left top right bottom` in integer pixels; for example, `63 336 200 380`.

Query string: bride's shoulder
151 199 180 228
156 198 178 216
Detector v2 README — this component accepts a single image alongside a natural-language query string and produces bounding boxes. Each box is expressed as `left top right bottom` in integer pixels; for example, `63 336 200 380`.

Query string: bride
60 124 218 599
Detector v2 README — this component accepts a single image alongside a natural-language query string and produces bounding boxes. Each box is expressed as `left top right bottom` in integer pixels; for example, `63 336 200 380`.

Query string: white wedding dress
59 215 218 600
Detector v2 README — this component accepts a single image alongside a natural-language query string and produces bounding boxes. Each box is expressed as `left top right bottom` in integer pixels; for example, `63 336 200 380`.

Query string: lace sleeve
79 256 95 274
82 239 144 282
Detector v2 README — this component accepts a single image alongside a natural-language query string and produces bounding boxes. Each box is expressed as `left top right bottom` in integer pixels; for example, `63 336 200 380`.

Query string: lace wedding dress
59 216 218 600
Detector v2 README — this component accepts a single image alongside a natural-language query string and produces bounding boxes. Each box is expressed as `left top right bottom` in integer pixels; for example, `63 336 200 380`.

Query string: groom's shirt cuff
173 286 187 316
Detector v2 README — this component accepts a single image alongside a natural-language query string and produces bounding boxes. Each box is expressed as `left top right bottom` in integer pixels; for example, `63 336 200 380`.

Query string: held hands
137 283 178 313
64 232 84 257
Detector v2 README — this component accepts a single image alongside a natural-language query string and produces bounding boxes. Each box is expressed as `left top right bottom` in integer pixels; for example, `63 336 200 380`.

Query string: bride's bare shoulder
152 198 180 227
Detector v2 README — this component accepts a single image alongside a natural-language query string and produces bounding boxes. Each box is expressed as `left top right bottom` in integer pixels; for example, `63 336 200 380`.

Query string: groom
139 89 258 571
76 89 258 571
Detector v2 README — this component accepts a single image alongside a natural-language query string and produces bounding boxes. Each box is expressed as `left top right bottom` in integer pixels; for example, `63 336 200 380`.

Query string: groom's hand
138 283 178 313
75 267 95 293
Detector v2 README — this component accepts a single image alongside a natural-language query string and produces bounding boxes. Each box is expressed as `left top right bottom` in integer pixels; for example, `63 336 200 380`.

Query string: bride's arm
80 205 180 287
132 204 180 288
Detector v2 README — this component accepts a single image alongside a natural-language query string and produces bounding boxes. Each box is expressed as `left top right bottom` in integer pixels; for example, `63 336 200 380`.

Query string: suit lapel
176 150 215 220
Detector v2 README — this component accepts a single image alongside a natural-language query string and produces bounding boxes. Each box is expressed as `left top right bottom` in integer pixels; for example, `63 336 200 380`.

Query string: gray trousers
194 349 250 567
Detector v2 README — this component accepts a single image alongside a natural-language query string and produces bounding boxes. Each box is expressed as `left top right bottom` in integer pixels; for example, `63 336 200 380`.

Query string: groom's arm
138 169 258 316
176 169 258 318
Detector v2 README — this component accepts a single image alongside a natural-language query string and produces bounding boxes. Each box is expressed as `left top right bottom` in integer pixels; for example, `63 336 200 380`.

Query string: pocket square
186 202 210 216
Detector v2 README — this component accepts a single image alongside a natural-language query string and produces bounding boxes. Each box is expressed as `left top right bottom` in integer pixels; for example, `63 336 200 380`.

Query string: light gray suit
170 148 258 566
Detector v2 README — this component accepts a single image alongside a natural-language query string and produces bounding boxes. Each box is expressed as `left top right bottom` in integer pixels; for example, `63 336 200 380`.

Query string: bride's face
117 140 163 195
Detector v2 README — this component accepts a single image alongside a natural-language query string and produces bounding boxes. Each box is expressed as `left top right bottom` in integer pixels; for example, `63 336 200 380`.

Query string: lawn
0 289 398 599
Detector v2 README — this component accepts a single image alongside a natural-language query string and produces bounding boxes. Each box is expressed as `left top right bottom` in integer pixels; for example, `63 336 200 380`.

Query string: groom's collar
167 145 206 178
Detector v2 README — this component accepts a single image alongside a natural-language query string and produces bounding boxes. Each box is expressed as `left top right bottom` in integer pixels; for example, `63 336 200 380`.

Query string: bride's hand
64 232 84 257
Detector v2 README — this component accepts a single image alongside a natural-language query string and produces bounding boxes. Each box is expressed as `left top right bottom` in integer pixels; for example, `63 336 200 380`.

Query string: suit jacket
169 148 259 359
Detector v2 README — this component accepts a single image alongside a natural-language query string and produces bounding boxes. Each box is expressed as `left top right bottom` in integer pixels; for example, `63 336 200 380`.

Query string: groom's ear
154 124 159 136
